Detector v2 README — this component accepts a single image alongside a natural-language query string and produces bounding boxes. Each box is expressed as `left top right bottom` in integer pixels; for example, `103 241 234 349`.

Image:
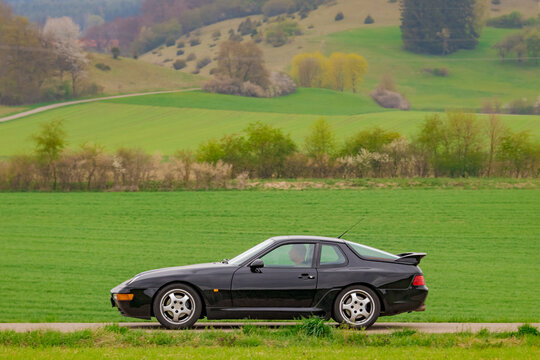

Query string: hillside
140 0 540 74
140 1 540 111
1 89 539 157
88 53 203 95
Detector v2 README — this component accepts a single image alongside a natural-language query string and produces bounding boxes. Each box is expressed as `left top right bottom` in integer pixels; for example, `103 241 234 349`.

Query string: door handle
298 273 316 279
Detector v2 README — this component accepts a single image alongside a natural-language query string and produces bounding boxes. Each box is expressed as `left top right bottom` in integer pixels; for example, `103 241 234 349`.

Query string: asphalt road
0 322 537 333
0 88 201 123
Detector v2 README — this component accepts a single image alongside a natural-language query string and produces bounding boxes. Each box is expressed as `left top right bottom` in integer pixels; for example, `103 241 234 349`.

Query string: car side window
319 244 347 267
260 243 315 268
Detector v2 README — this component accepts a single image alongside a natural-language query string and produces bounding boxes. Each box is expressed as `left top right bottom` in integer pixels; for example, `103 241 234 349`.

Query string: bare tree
485 114 507 177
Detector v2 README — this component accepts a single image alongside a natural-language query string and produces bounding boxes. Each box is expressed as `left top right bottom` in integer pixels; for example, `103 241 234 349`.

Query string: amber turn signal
116 293 134 301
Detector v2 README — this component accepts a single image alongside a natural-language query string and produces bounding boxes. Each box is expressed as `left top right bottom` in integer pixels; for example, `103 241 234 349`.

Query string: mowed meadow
0 189 539 323
1 89 540 157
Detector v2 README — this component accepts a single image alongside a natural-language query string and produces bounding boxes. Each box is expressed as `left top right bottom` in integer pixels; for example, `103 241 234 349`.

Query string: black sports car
110 236 428 329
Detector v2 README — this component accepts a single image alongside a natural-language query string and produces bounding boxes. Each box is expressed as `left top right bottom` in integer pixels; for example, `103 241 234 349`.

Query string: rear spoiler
395 252 426 266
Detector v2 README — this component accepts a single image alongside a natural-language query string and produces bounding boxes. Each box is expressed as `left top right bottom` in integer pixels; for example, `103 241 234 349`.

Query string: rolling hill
0 1 539 158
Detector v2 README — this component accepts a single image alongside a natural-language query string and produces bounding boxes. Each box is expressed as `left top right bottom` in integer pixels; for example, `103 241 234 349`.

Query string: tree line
291 52 368 93
1 113 538 191
4 0 141 30
493 27 540 65
0 2 98 105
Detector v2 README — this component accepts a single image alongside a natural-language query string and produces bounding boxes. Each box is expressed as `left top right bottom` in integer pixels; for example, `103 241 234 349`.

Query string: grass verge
0 323 539 359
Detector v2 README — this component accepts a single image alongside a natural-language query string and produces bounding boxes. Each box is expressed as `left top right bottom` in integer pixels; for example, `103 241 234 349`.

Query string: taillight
413 275 425 286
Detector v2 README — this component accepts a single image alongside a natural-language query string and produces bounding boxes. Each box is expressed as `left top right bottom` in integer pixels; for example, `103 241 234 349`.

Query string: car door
231 242 318 308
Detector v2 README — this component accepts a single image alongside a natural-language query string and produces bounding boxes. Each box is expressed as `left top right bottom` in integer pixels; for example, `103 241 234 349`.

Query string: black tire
153 283 202 329
332 285 380 329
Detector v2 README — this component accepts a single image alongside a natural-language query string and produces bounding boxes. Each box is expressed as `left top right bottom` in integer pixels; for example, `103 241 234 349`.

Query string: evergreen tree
400 0 483 55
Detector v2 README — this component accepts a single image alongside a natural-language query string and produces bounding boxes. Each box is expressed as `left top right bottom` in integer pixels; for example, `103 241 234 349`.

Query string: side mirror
250 259 264 272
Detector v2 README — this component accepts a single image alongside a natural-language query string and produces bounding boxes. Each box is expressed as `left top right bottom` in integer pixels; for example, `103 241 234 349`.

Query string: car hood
130 262 233 281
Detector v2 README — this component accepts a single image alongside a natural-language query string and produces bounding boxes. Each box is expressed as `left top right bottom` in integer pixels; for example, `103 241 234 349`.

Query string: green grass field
322 27 540 110
1 189 539 323
1 89 539 157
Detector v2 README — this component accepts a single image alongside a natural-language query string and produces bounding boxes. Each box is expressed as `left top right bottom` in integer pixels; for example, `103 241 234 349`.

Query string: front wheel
153 283 202 329
333 285 380 329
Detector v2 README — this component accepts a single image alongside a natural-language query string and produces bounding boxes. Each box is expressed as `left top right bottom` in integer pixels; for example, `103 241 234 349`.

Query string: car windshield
228 239 274 265
345 241 399 261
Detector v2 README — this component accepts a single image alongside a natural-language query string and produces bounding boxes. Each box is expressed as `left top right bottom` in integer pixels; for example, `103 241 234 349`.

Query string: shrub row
2 113 538 191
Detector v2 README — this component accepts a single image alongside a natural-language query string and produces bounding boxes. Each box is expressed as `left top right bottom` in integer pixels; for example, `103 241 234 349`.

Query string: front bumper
110 282 153 320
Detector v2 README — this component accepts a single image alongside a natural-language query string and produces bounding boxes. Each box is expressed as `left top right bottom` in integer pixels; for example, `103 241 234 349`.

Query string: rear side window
319 244 347 267
346 241 399 261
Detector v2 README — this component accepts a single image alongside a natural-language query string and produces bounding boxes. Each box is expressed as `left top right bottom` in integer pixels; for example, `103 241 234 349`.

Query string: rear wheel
153 283 202 329
333 285 380 329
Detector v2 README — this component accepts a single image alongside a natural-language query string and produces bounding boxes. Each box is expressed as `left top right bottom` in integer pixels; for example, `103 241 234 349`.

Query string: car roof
269 235 347 243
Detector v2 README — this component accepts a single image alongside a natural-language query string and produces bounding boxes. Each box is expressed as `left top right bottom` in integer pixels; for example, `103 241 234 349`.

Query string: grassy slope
0 190 539 323
0 89 539 156
322 27 540 110
88 53 203 95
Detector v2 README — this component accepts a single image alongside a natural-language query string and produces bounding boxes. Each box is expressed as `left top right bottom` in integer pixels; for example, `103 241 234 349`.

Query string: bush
505 98 537 115
267 72 297 97
212 30 221 39
371 88 410 110
197 57 211 69
491 0 501 4
186 53 197 61
238 18 256 36
433 67 449 77
176 49 184 56
203 76 266 97
177 41 185 48
173 59 187 70
265 20 301 47
111 47 120 59
190 38 201 46
95 63 111 71
165 36 176 47
335 12 344 21
266 27 287 47
422 67 449 77
364 15 374 24
486 11 524 28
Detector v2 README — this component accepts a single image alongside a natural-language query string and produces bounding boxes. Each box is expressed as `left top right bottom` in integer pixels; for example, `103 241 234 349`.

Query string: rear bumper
380 285 428 316
110 283 153 320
